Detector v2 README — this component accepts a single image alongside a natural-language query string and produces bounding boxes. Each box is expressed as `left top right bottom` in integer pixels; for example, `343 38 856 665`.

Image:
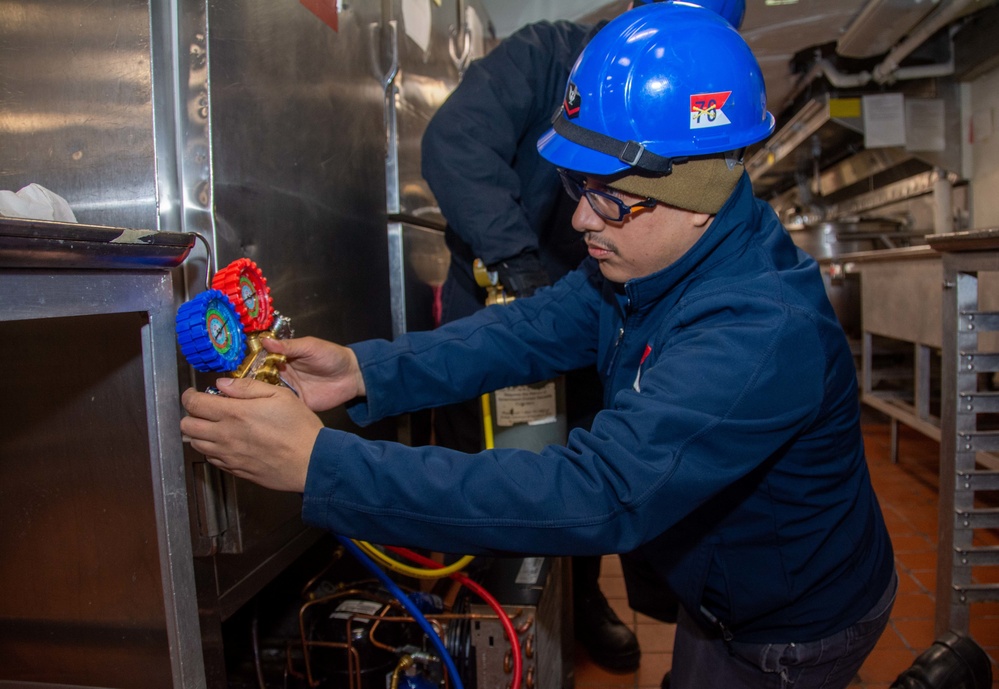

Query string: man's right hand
489 250 551 298
259 336 365 412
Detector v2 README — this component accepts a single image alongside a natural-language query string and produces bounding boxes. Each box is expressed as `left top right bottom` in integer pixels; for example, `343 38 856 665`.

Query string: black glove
488 250 551 298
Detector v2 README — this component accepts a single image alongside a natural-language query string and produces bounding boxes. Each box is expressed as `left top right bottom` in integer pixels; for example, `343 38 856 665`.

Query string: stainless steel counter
822 244 944 457
926 226 999 253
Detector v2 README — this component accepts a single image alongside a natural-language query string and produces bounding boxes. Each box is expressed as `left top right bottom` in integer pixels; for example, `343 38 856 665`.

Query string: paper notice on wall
905 98 946 152
493 381 558 427
863 93 906 148
402 0 432 54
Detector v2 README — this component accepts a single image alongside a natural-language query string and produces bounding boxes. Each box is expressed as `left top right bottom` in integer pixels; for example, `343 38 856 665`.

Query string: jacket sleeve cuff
301 428 348 531
343 341 385 426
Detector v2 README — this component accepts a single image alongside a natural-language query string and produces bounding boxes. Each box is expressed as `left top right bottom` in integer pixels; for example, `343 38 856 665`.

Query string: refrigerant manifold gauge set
175 258 294 388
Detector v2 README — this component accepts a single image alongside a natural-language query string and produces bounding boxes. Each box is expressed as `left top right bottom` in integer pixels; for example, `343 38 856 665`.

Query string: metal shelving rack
928 229 999 638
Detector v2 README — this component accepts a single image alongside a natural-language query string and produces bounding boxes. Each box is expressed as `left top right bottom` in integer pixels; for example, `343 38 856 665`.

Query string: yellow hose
354 540 475 578
481 393 495 450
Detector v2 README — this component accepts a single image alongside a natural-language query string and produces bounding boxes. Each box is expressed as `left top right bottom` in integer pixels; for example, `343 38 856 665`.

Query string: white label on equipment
515 557 545 585
330 599 383 620
494 381 557 427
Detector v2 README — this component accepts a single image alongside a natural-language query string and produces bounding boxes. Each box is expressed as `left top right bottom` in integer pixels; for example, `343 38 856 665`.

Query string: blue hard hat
634 0 746 30
538 2 774 177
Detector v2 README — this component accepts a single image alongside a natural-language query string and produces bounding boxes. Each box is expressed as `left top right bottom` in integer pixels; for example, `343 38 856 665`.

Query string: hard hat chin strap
551 106 682 174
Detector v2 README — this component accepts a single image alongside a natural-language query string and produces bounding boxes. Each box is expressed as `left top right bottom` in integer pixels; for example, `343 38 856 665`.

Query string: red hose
385 546 523 689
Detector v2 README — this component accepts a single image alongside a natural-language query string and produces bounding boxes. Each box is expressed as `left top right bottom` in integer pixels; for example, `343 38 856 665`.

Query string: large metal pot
787 219 900 259
787 220 907 342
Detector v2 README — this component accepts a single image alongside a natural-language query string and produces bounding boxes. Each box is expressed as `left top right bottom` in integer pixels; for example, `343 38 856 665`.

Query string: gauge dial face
207 303 239 351
239 276 260 320
212 258 273 331
175 290 247 372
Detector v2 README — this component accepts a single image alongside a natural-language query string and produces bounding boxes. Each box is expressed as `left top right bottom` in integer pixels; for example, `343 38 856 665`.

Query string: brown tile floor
573 415 999 688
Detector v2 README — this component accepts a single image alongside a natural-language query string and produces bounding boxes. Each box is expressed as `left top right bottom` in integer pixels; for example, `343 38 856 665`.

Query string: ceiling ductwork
778 0 995 112
747 0 998 211
863 0 994 80
836 0 942 59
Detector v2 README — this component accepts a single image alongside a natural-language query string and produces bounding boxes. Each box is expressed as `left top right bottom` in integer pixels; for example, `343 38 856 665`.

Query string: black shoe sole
584 649 641 674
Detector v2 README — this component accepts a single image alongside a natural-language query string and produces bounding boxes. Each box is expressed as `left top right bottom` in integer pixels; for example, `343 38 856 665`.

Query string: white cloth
0 183 77 222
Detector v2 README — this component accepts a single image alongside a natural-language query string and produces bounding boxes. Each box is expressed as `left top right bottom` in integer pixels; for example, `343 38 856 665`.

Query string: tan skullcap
607 156 744 214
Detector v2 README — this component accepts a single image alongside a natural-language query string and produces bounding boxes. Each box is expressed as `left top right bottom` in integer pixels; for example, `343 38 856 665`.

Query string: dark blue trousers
671 571 898 689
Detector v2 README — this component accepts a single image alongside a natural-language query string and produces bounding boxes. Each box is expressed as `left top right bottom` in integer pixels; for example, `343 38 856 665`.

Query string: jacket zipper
606 290 633 378
606 325 625 377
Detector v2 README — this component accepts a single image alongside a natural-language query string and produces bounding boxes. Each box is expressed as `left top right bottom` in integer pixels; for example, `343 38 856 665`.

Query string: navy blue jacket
421 20 600 321
302 175 894 643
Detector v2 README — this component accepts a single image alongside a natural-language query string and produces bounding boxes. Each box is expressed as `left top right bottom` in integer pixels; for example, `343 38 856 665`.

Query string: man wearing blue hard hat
181 4 897 688
421 0 745 673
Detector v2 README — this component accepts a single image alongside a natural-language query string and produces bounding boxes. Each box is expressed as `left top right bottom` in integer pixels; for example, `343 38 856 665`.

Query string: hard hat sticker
564 82 582 118
690 91 732 129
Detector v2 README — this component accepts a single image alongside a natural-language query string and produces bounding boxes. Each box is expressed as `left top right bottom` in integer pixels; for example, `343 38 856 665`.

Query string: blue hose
336 536 464 689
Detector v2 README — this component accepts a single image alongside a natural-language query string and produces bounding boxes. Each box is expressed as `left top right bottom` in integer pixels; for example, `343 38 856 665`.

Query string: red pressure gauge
211 258 274 331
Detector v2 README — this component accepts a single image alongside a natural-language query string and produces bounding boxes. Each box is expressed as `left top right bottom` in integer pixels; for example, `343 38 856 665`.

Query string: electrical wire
383 545 522 689
252 602 267 689
336 536 464 689
353 540 475 579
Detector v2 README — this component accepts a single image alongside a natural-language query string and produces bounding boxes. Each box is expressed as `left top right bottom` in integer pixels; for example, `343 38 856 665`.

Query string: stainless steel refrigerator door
195 0 398 566
383 0 494 220
382 0 493 338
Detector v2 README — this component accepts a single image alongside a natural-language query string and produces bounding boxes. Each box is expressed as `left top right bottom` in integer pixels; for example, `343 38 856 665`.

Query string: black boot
890 630 992 688
574 591 641 673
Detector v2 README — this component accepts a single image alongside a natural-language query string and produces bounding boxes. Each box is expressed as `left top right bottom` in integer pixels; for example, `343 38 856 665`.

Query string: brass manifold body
472 258 515 307
227 312 294 387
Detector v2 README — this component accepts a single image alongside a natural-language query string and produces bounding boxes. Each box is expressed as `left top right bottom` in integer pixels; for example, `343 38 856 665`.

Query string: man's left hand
180 377 323 493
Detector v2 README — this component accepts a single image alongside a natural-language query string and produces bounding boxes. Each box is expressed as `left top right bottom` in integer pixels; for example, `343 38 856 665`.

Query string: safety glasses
558 169 657 222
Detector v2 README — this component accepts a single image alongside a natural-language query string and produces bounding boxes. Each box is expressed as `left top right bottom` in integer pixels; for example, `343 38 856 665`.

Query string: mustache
584 233 616 253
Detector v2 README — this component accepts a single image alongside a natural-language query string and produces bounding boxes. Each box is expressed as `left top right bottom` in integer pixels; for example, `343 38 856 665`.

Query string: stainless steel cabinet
0 221 204 689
